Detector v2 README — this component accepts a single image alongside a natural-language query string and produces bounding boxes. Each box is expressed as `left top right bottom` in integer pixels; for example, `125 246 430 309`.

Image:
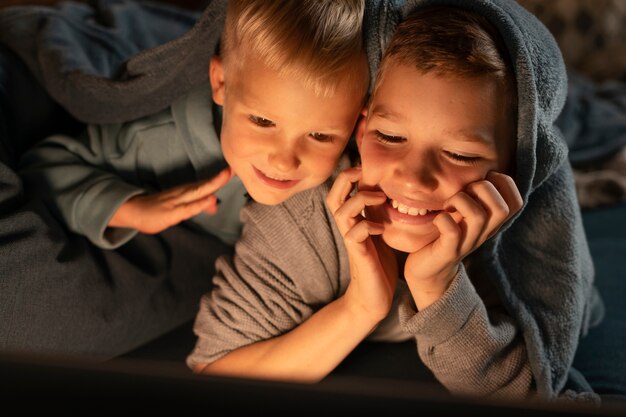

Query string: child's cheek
359 144 391 186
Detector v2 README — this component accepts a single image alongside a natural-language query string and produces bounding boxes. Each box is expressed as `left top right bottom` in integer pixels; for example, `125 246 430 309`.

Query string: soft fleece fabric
0 0 215 123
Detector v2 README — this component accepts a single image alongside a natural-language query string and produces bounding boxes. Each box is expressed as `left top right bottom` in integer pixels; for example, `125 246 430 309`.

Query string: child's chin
381 229 439 254
246 189 289 206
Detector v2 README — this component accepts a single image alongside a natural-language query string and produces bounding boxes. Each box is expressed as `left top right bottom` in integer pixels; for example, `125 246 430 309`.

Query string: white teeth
265 172 289 181
391 199 432 216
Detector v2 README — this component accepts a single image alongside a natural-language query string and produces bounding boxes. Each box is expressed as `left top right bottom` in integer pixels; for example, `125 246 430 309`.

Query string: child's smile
252 165 302 190
357 63 514 253
385 198 442 225
209 56 366 206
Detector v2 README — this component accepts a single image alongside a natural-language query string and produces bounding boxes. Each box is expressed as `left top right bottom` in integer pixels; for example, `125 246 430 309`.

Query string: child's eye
309 132 334 143
249 115 275 128
445 151 481 165
375 131 406 144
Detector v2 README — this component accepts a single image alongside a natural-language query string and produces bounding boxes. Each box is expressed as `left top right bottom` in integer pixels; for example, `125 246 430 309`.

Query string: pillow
518 0 626 81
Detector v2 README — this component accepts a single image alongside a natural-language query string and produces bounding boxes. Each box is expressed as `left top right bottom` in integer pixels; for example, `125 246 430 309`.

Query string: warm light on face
358 63 514 253
210 56 365 206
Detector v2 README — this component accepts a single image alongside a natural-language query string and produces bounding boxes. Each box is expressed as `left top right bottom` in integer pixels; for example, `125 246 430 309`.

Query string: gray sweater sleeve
187 182 535 399
19 123 150 249
187 185 345 369
399 265 535 399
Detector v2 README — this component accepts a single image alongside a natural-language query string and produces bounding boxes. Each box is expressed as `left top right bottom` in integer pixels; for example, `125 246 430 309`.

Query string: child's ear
209 55 226 105
355 107 368 150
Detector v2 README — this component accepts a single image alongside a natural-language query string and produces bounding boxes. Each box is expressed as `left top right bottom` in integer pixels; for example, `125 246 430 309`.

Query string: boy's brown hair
374 6 517 115
221 0 368 98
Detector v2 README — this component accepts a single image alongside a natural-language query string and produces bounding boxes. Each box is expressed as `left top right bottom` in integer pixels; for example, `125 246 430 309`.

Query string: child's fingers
432 211 462 258
344 220 384 249
465 180 510 243
196 167 233 194
203 195 220 215
466 172 523 242
175 168 232 204
444 191 487 254
334 191 386 220
486 172 523 223
333 191 386 236
326 167 361 213
173 194 218 222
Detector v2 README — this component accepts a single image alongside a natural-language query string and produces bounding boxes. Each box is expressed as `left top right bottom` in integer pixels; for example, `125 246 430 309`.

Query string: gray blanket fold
0 0 224 123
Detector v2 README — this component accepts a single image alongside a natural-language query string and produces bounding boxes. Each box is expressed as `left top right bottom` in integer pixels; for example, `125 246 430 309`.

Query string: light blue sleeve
18 119 166 249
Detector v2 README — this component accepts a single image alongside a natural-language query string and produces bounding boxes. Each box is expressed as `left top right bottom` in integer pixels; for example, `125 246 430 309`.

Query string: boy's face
210 56 365 205
358 63 514 253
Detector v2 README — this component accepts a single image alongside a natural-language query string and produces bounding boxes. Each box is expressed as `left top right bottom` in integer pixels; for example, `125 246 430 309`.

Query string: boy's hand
109 167 232 234
405 171 523 309
326 167 398 323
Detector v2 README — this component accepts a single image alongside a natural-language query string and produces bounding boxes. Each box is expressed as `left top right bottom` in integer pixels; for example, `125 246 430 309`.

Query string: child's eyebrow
370 104 405 122
240 98 348 134
445 130 495 146
239 96 268 115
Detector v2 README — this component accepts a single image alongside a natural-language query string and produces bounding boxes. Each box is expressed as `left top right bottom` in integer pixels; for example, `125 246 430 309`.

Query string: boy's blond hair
221 0 368 98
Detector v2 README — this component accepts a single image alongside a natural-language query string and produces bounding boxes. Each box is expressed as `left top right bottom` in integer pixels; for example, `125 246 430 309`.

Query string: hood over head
364 0 568 208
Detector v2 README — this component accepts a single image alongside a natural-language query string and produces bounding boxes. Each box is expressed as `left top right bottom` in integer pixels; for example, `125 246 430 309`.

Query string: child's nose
395 157 438 192
268 148 300 172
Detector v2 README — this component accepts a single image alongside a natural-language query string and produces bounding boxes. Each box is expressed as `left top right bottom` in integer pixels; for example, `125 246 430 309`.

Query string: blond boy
9 0 369 356
19 0 368 249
